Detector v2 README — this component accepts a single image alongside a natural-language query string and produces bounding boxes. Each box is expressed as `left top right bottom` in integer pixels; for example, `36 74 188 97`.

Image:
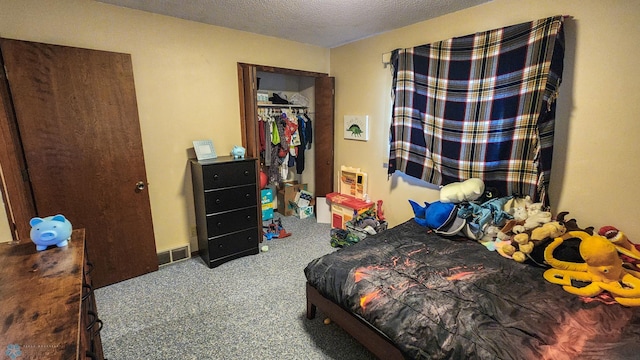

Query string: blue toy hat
425 201 454 229
434 207 466 236
409 200 466 236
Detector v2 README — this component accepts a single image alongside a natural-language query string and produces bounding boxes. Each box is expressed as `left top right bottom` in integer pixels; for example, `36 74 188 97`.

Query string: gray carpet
95 216 377 360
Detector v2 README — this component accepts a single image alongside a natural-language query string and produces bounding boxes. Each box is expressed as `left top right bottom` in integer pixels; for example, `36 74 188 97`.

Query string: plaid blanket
388 16 565 203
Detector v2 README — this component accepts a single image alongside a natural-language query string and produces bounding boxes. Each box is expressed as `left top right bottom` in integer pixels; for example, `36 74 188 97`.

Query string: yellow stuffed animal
544 231 640 306
501 221 566 263
502 233 533 263
531 221 566 241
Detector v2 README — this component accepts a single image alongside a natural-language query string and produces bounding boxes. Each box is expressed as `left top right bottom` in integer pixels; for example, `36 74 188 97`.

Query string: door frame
0 50 36 242
237 63 335 196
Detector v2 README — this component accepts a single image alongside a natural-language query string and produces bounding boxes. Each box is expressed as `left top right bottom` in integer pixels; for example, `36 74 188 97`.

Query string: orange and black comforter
304 220 640 359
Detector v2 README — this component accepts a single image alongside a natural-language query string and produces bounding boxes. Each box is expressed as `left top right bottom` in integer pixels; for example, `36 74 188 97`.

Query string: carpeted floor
95 216 377 360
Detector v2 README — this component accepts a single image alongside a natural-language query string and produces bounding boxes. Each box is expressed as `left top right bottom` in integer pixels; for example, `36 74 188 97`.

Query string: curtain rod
381 15 571 68
382 52 392 68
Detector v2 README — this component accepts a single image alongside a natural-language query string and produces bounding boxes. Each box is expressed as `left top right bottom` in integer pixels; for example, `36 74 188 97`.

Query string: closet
238 64 335 202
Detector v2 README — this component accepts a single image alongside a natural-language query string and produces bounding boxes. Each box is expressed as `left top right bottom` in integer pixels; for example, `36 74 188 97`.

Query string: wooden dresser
191 157 260 268
0 229 104 359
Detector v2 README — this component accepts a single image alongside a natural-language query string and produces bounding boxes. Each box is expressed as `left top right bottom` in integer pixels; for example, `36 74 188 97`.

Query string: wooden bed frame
306 282 406 360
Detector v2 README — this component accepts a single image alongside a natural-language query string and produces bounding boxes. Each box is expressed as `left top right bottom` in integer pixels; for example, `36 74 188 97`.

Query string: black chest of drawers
191 156 260 268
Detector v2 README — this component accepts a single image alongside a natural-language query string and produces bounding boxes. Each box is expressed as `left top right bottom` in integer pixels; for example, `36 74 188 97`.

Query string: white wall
0 0 329 252
331 0 640 241
2 0 639 250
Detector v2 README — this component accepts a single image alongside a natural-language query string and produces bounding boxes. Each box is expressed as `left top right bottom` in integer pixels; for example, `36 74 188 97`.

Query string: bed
304 220 640 360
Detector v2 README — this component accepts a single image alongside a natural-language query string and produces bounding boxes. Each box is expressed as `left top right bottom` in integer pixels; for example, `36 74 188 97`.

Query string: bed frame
305 282 405 360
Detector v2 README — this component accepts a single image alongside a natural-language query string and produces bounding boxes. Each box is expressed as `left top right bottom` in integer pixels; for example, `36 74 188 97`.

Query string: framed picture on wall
193 140 217 160
343 115 369 141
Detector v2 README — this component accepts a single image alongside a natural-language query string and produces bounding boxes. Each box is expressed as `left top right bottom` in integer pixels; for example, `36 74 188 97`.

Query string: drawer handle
86 316 104 336
94 319 104 335
246 215 252 221
213 174 219 181
245 193 250 199
86 310 98 331
82 283 94 302
87 311 104 335
215 198 221 204
217 222 222 228
244 170 249 176
85 261 94 275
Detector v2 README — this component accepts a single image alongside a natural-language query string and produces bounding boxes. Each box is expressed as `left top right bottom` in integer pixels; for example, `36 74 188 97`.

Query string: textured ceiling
97 0 492 48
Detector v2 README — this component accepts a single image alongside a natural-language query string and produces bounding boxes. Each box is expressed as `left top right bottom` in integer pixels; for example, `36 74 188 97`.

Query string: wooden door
0 38 158 288
238 64 259 158
0 62 35 241
314 76 335 197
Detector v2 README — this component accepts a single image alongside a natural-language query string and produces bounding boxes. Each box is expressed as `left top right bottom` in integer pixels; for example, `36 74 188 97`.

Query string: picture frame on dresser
193 139 217 160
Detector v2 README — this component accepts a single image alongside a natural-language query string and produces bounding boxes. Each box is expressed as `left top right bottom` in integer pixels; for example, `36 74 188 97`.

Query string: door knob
136 181 146 191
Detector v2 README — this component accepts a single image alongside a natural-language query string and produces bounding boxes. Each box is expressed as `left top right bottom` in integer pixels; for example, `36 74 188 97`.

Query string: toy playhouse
326 166 375 230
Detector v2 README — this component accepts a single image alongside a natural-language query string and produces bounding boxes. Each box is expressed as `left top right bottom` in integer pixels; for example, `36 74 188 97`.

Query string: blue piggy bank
29 214 73 251
231 145 246 159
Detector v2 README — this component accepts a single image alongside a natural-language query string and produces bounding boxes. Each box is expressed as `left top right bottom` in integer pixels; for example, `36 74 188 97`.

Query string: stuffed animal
479 225 501 251
496 219 520 258
512 211 552 234
480 225 500 242
513 233 534 260
503 196 532 214
556 211 594 235
475 187 500 203
497 219 520 239
511 207 528 221
531 221 566 241
500 237 530 263
527 212 589 266
504 221 566 263
544 231 640 306
526 201 546 216
599 226 640 265
439 178 485 203
503 234 532 262
29 214 73 251
408 200 466 235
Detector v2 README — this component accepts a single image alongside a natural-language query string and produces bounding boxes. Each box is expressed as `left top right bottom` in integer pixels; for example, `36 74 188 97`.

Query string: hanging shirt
303 113 313 150
258 116 266 152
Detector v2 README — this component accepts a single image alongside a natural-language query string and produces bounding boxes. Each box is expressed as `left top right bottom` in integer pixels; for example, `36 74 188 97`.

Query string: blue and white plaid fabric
389 16 565 203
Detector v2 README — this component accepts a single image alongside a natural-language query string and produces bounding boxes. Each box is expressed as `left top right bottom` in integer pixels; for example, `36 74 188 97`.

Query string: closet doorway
237 64 334 198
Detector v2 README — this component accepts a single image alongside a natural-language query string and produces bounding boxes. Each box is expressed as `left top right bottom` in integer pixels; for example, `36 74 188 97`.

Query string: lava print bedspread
304 220 640 360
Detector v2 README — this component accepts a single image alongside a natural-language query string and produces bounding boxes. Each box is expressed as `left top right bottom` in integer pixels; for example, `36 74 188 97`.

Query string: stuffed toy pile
408 178 640 307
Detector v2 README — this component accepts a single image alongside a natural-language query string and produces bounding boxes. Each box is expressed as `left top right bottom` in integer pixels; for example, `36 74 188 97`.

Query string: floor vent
157 251 171 266
158 245 191 267
171 246 189 262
